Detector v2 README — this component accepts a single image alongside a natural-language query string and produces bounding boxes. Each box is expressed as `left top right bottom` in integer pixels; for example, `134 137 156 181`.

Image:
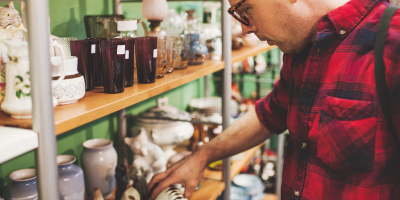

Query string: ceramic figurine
115 165 129 200
129 163 148 199
1 169 38 200
121 187 141 200
125 128 167 183
93 188 104 200
155 184 188 200
0 1 25 43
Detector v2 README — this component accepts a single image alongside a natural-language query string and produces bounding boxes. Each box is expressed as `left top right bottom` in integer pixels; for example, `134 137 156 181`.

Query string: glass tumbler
135 37 157 83
70 40 95 91
156 38 167 78
54 37 77 56
113 38 135 87
165 36 178 73
84 38 107 87
174 35 190 70
101 39 126 93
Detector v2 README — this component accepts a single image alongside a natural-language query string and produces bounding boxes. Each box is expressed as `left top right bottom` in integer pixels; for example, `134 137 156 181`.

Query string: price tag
125 50 129 59
153 49 157 58
117 20 137 31
117 45 125 55
91 44 96 54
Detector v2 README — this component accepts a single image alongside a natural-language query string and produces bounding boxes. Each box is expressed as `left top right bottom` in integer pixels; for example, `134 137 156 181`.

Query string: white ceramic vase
0 40 66 118
57 155 85 200
1 169 38 200
81 138 117 198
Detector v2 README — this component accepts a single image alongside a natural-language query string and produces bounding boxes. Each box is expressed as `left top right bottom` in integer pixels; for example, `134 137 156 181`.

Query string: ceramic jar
187 34 208 65
51 56 85 105
81 138 117 198
134 97 194 159
1 169 38 200
57 155 85 200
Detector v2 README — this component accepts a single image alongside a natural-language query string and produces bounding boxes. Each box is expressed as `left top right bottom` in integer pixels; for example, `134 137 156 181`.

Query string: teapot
0 40 66 118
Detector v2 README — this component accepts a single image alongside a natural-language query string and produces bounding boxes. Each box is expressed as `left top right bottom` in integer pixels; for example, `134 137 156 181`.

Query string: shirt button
294 190 300 196
340 30 346 35
302 143 307 149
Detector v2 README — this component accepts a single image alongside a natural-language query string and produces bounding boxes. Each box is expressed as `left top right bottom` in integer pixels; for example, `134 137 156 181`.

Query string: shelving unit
0 0 279 199
0 43 274 135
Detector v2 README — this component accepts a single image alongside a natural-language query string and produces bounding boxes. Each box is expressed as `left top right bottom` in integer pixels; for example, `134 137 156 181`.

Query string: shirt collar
317 0 389 36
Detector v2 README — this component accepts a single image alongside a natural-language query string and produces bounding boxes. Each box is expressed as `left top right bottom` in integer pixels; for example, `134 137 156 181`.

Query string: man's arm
147 108 274 199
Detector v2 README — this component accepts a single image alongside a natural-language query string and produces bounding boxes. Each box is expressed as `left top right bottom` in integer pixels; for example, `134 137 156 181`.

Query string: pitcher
97 17 148 38
0 40 66 118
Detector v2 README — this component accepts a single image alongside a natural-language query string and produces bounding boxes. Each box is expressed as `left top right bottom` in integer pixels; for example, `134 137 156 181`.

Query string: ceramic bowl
51 56 85 105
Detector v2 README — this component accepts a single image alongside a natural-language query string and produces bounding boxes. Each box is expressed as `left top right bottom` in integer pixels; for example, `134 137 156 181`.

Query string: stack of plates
232 174 265 200
189 97 238 117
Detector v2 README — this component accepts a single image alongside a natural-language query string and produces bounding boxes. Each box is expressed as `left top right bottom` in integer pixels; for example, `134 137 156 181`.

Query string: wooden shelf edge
0 43 277 136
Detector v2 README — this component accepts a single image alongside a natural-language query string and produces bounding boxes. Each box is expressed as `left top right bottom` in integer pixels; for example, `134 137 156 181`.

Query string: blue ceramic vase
188 33 208 65
57 155 85 200
1 169 38 200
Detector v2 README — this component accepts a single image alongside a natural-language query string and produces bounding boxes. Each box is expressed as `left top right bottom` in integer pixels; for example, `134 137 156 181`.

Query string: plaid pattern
255 0 400 199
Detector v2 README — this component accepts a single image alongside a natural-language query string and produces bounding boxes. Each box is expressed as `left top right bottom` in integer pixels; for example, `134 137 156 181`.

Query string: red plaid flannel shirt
255 0 400 199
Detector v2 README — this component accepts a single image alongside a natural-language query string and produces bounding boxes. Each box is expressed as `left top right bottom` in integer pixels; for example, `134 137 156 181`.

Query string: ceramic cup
81 138 117 198
51 56 85 105
1 169 38 200
57 155 85 200
135 37 157 83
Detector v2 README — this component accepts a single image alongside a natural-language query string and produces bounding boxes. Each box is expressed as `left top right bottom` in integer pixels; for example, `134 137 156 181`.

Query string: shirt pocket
317 96 378 173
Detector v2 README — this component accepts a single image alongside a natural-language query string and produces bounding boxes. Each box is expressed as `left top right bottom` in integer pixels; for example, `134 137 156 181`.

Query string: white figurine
0 2 25 43
155 184 188 200
125 128 167 183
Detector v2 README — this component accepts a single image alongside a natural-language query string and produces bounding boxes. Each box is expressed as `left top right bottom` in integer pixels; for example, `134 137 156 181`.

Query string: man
148 0 400 199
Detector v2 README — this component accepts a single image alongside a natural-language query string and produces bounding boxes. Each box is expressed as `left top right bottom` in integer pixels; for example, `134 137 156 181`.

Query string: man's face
229 0 317 54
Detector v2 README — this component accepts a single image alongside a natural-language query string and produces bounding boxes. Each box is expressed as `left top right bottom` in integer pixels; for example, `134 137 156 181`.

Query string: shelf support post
26 0 60 199
114 0 123 15
118 109 128 166
221 0 232 199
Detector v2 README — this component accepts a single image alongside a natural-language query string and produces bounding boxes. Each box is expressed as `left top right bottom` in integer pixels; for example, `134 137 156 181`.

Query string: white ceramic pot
2 169 38 200
0 40 66 118
135 97 194 159
81 139 117 198
51 56 85 105
57 155 85 200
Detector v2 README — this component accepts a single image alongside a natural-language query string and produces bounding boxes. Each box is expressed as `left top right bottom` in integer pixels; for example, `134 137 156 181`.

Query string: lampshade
142 0 169 20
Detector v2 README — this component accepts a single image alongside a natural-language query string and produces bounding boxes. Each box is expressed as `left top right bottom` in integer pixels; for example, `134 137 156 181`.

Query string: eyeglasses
227 0 250 26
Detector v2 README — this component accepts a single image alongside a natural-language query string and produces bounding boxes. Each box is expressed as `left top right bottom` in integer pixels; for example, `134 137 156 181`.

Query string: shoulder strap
375 6 399 147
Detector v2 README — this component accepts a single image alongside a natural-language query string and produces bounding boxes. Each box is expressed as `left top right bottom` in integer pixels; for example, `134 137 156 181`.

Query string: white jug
0 40 66 119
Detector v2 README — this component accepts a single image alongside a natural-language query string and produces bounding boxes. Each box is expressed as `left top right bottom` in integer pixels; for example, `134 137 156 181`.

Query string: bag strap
375 6 399 147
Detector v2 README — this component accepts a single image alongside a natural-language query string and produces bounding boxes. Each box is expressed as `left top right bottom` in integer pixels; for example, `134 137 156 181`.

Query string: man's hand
147 151 208 199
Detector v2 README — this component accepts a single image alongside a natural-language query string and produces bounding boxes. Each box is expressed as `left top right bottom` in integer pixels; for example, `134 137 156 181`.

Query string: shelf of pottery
0 0 278 200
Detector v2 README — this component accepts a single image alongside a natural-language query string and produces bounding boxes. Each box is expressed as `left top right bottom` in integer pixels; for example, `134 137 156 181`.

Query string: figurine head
0 2 22 28
125 128 150 156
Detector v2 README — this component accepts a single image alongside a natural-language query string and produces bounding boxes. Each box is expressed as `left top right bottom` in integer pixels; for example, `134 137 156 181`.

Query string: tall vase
57 155 85 200
81 139 117 198
1 169 38 200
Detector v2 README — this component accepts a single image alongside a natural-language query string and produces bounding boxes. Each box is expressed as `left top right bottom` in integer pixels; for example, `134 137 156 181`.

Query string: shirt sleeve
255 54 292 134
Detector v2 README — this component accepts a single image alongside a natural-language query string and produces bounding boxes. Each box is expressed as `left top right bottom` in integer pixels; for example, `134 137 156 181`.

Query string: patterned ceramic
0 40 65 118
81 138 117 198
51 56 85 105
155 184 187 200
57 155 85 200
1 169 38 200
187 34 208 65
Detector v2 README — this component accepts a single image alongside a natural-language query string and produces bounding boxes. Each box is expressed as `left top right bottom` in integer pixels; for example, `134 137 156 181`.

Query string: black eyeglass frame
227 0 250 26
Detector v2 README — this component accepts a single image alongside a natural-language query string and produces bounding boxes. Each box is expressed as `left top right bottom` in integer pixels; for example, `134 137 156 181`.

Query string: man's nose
241 23 257 34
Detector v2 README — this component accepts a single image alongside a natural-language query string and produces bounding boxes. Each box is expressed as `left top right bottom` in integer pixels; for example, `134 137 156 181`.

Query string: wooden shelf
0 43 275 135
203 143 263 181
